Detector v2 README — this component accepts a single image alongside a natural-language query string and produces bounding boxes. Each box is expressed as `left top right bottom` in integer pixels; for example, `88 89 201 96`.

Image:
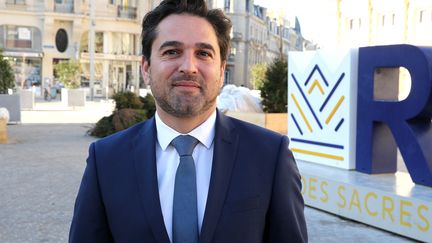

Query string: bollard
0 118 7 144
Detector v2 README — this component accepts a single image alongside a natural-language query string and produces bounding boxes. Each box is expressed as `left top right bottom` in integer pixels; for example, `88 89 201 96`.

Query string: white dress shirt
155 111 216 242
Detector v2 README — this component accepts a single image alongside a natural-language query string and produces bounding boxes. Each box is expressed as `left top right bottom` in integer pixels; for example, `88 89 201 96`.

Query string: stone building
208 0 307 87
0 0 157 97
0 0 307 97
337 0 432 100
337 0 432 47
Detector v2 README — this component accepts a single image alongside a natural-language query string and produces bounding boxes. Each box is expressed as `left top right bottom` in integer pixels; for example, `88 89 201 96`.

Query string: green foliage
89 115 115 137
260 57 288 113
54 60 81 89
112 108 148 131
250 63 267 90
0 50 15 94
140 93 156 118
89 92 157 138
113 91 143 110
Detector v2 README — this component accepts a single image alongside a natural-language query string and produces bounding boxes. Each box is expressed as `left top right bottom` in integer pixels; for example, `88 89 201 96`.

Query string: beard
149 73 220 118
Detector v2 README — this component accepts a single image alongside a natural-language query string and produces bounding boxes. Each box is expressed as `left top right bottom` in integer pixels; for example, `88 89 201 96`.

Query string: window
110 32 137 55
6 0 25 4
54 0 74 12
224 69 231 85
95 32 103 53
55 0 73 3
418 10 432 23
283 27 290 39
80 31 104 53
80 33 88 52
6 26 32 49
246 0 250 12
224 0 230 11
8 57 42 87
0 25 42 50
349 18 361 30
419 10 425 23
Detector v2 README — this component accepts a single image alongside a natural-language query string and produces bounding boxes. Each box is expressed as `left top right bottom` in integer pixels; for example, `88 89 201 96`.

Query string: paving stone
0 108 416 242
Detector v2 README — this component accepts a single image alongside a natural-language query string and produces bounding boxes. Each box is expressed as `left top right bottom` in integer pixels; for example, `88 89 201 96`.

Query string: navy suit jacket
69 111 307 242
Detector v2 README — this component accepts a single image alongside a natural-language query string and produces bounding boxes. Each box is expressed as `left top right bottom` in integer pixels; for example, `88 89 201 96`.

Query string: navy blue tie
171 135 199 243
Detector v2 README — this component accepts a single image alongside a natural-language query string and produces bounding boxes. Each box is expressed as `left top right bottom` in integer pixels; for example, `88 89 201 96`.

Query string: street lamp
88 0 96 100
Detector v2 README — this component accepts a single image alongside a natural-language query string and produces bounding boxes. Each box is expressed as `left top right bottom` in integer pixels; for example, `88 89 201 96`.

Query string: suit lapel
132 118 170 243
200 111 239 243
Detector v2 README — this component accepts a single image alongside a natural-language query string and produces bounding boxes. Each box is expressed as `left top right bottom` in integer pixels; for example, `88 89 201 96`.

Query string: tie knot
171 135 199 157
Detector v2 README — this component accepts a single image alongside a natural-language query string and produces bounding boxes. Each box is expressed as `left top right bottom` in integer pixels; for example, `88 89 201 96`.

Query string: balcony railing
117 5 137 19
55 3 74 13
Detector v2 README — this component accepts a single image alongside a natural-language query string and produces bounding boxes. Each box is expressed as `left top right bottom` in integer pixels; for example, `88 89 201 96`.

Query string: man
69 0 307 242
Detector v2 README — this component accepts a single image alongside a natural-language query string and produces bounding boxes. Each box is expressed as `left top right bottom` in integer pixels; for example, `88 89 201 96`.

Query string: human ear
141 57 150 85
219 61 226 88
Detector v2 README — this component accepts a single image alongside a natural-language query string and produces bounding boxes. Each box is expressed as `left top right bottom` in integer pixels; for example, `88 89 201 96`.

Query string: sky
253 0 337 47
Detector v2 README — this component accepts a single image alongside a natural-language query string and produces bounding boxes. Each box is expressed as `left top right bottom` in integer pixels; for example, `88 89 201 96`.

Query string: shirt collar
155 110 216 150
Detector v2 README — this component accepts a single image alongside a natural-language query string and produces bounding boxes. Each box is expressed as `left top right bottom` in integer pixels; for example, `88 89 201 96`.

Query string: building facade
0 0 161 97
336 0 432 100
208 0 308 87
0 0 308 97
337 0 432 47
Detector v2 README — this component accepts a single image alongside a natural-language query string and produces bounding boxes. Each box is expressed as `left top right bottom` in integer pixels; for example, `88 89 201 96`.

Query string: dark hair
141 0 232 63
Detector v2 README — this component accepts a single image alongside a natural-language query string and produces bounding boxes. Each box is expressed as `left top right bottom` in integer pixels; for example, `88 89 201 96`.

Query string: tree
0 50 15 94
54 60 81 89
260 57 288 113
250 63 267 90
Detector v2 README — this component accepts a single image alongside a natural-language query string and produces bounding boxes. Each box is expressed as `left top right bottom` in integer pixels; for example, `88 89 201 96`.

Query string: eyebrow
159 41 216 54
159 41 183 51
196 42 216 54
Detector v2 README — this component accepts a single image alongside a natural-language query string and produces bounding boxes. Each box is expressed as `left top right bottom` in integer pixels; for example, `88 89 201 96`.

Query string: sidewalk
21 98 115 124
0 105 416 242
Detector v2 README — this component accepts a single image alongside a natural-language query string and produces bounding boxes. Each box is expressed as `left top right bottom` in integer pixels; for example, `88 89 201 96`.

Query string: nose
178 52 198 74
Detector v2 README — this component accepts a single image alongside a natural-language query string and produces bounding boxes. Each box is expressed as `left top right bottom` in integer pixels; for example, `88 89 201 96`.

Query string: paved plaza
0 101 417 242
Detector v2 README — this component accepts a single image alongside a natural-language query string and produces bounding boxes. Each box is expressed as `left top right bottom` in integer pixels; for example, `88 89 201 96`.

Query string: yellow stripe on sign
326 96 345 124
308 79 324 95
291 94 313 132
291 148 344 161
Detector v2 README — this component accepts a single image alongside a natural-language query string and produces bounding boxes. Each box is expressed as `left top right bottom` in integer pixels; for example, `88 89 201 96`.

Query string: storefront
80 53 141 98
79 30 141 98
0 25 43 93
3 52 42 88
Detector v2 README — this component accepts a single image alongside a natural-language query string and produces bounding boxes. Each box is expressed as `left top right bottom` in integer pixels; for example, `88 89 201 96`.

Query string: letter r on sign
356 44 432 187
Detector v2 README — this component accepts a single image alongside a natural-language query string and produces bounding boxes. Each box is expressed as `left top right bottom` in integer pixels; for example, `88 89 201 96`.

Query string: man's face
142 14 225 118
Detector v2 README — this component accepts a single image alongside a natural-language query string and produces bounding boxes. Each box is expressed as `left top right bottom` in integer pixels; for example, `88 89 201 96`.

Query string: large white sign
290 45 432 242
300 167 432 242
288 49 358 169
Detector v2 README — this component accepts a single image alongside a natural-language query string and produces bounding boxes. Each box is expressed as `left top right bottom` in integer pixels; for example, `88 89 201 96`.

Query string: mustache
171 74 201 83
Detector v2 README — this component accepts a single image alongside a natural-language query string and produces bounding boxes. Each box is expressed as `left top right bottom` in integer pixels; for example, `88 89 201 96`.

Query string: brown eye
197 50 212 58
163 49 180 56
